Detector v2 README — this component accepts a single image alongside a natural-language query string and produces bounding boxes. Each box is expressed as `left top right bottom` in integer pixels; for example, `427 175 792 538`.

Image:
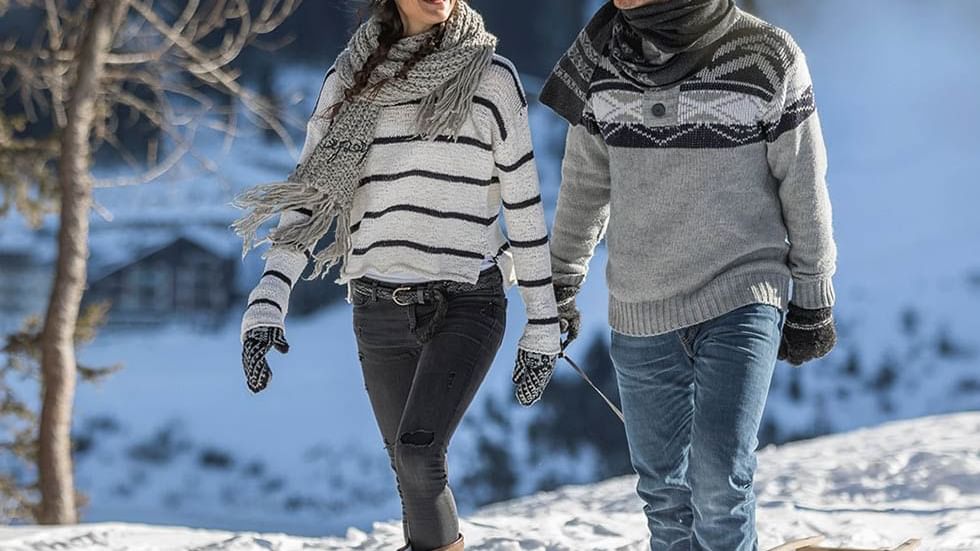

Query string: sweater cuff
552 272 585 291
240 307 285 343
519 323 562 356
240 285 290 342
792 277 836 309
554 284 579 307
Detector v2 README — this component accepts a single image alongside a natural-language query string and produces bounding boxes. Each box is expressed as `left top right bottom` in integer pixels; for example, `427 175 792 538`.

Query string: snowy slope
1 412 977 550
2 0 979 541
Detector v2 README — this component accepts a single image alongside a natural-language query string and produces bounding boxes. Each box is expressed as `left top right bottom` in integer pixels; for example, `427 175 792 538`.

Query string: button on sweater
242 55 561 356
550 13 837 337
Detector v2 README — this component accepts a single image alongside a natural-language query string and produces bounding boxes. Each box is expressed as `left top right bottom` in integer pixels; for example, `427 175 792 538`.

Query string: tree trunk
37 0 121 525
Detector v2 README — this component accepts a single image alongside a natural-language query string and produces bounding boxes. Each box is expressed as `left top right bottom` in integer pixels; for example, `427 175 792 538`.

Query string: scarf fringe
418 46 495 139
231 181 352 281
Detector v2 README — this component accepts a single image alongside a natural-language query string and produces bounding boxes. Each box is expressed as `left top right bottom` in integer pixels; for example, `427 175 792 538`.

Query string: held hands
241 326 290 393
555 284 582 350
779 303 837 366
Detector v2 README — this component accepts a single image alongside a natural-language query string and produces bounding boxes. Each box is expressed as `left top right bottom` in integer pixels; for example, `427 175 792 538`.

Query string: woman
233 1 561 549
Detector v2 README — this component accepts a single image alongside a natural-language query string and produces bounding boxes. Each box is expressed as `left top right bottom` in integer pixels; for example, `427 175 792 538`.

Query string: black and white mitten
239 210 310 392
513 349 559 406
242 326 290 393
554 285 581 351
779 303 837 366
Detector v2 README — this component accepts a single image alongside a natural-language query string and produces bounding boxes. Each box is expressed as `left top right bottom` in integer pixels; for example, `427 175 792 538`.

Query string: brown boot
432 534 464 551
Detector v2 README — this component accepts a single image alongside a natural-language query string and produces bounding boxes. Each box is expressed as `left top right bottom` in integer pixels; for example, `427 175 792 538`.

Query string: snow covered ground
1 0 979 543
1 412 977 550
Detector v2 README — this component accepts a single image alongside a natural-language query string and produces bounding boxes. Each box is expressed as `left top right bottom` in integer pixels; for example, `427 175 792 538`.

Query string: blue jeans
609 304 785 551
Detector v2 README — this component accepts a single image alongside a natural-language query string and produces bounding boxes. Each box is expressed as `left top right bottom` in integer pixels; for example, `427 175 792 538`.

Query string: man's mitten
554 285 581 351
242 326 290 393
513 349 559 406
779 303 837 366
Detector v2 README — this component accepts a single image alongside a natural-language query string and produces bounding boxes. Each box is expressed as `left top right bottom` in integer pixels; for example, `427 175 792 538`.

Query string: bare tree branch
3 0 302 194
124 0 298 153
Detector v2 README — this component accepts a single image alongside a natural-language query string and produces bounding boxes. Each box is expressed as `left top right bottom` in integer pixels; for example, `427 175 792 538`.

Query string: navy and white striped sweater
242 55 561 356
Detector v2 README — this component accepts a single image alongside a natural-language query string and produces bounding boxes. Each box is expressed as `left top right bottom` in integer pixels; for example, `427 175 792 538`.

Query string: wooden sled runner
768 536 922 551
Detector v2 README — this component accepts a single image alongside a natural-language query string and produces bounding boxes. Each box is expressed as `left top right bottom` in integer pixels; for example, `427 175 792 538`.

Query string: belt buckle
391 287 414 306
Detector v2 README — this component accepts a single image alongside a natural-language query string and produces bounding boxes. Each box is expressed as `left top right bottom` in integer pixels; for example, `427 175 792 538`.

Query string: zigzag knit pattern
582 13 816 149
549 12 837 338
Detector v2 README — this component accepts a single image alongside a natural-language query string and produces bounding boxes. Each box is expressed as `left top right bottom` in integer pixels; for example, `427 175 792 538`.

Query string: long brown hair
328 0 460 119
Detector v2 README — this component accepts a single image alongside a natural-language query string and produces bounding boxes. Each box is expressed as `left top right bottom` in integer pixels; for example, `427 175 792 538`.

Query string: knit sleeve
240 211 312 341
489 62 561 357
550 114 612 291
297 65 339 166
240 66 339 341
765 48 837 309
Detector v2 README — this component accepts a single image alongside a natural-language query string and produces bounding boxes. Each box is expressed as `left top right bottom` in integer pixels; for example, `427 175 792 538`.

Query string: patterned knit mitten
513 349 559 407
242 326 290 393
778 303 837 366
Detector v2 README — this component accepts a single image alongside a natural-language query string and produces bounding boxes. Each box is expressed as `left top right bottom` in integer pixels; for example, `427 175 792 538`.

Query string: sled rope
560 352 625 423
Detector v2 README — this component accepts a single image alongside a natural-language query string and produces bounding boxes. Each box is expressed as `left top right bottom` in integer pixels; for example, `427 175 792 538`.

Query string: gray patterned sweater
550 13 837 337
242 55 561 356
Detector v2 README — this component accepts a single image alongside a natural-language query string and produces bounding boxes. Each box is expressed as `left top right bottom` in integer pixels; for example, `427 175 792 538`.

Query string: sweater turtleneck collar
620 0 737 54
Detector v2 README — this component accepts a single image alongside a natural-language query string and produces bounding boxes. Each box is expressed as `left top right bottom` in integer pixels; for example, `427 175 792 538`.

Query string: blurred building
83 232 237 330
0 229 55 334
0 217 346 333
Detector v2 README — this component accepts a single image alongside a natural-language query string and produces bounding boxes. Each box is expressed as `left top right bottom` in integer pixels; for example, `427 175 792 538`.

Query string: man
534 0 838 549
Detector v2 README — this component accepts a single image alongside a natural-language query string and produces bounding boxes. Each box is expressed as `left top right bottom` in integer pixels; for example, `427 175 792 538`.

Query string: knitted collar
540 0 738 125
611 0 737 89
621 0 737 54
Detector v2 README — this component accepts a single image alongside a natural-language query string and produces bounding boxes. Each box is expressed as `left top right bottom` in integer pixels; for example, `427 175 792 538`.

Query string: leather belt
350 267 502 305
349 268 503 343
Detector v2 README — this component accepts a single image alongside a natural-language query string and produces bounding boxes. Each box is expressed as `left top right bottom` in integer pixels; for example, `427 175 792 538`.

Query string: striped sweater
242 55 561 356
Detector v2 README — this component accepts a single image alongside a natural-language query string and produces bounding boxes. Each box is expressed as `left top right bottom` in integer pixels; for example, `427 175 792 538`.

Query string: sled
768 536 826 551
768 536 922 551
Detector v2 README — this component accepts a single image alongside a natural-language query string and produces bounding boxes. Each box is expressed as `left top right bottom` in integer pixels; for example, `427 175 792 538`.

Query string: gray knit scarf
540 0 738 125
232 3 497 279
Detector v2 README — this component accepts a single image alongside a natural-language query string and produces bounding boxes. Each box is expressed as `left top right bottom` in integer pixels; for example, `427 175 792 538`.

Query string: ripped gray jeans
351 267 507 551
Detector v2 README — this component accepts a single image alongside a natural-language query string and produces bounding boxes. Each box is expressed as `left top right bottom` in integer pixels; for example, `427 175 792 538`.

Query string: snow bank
1 412 976 550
